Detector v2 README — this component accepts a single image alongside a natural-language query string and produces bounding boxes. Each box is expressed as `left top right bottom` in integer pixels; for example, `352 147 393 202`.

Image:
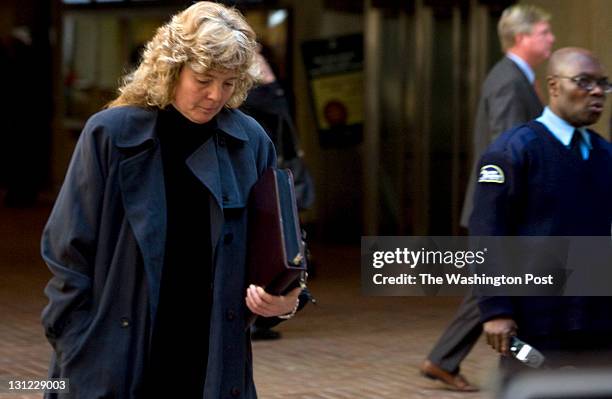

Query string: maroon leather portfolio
246 167 306 327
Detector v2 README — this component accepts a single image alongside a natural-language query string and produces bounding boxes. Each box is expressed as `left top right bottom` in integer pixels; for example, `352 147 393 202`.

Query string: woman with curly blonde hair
41 2 301 398
108 1 257 110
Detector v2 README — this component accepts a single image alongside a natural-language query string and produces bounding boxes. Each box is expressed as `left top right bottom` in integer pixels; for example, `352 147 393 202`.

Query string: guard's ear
546 75 559 98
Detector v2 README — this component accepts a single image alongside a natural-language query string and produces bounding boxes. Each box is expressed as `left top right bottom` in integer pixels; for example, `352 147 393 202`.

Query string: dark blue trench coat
41 105 276 398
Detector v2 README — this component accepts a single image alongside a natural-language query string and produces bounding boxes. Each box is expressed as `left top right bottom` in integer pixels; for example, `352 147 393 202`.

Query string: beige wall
526 0 612 138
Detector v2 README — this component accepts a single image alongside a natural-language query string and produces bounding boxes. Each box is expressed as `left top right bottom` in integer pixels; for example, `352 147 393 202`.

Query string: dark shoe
419 360 478 392
250 326 281 341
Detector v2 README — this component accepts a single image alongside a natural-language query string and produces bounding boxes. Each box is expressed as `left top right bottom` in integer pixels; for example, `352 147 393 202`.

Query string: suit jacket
460 56 542 227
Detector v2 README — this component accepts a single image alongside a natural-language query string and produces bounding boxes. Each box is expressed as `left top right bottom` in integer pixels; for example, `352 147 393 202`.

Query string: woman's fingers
245 285 300 317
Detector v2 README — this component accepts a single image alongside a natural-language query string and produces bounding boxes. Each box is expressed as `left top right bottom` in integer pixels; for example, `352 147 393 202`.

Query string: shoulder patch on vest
478 164 505 184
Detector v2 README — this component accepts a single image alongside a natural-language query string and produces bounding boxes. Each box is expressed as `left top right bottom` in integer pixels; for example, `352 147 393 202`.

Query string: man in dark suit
420 4 554 391
473 47 612 374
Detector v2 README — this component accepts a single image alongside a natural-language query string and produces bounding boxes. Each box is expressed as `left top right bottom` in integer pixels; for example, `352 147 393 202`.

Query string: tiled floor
0 203 498 398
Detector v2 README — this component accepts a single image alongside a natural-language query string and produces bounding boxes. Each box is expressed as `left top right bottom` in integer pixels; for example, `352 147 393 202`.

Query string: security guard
470 47 612 371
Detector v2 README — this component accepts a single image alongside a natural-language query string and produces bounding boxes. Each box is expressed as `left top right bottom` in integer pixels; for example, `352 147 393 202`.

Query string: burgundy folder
246 168 306 327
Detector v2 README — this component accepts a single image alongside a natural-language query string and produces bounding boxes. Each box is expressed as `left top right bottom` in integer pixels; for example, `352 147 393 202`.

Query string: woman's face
172 66 238 124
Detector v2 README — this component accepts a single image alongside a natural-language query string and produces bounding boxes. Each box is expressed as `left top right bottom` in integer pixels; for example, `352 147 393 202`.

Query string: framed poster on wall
301 33 363 148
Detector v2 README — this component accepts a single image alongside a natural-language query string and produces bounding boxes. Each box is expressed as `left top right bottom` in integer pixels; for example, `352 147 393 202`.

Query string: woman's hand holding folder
245 284 301 318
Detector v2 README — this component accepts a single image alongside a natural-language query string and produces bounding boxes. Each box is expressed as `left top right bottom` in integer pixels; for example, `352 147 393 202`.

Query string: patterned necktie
569 129 583 160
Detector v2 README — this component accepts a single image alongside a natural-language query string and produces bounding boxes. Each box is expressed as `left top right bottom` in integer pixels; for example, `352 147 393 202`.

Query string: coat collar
114 106 249 148
116 105 249 324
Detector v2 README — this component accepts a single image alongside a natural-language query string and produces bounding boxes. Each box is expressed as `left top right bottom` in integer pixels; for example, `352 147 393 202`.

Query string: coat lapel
187 138 223 209
186 108 251 252
186 137 225 252
116 108 166 324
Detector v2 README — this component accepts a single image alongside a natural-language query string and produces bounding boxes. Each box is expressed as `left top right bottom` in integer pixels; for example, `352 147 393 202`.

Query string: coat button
218 137 226 147
230 387 240 397
224 233 233 244
120 317 130 328
226 309 235 321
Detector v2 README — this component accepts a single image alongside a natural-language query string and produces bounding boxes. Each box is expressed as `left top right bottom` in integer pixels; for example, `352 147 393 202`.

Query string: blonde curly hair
108 1 258 109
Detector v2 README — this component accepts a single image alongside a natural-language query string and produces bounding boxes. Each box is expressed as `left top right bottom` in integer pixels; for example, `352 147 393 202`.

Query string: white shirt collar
506 52 535 84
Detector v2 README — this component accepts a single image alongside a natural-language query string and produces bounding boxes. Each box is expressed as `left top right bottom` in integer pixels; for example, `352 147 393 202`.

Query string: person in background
420 4 554 391
472 47 612 377
41 2 302 398
241 45 315 212
241 46 315 340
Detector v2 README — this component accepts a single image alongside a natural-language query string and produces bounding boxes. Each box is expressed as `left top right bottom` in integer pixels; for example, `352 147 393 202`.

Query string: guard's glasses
556 75 612 93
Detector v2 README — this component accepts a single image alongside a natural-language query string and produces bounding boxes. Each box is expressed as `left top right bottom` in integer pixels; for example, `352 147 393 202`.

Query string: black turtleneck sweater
144 105 214 398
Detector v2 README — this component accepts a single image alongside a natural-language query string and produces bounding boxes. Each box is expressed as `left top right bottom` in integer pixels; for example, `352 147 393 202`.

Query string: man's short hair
498 4 551 51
